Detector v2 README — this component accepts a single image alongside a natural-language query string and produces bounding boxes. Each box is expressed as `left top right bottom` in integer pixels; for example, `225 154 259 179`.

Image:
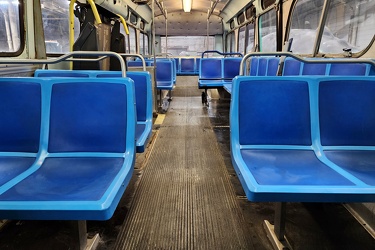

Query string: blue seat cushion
325 150 375 185
241 150 354 186
0 157 124 201
0 157 36 186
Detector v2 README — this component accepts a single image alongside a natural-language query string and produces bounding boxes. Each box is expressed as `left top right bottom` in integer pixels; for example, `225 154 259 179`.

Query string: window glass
320 0 375 54
140 32 149 55
238 26 246 55
41 0 80 53
128 26 136 53
262 0 275 10
161 36 215 56
0 0 21 53
230 32 235 52
289 0 324 54
259 10 277 52
246 23 255 53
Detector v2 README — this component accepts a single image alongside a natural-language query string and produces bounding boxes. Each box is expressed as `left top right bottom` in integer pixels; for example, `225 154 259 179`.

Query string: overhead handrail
240 52 375 75
69 0 102 52
201 50 244 58
0 51 127 77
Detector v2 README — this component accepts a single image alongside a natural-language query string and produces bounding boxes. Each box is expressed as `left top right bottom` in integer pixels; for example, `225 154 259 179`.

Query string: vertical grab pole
69 0 77 52
165 10 168 54
69 0 77 69
206 9 210 52
152 0 159 110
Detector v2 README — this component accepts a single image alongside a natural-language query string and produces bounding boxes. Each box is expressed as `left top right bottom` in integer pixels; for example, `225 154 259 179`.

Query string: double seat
34 69 152 153
224 56 375 94
230 75 375 202
198 57 242 89
175 57 200 75
0 77 136 220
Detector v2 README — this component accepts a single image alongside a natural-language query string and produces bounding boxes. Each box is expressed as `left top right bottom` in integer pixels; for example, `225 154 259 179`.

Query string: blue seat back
223 58 241 79
319 78 375 146
195 58 201 73
235 77 311 146
249 57 259 76
48 79 132 153
283 58 302 76
174 58 180 73
156 60 173 82
266 57 280 76
0 79 41 153
329 63 367 76
181 58 195 72
199 58 222 79
35 69 151 123
302 63 327 75
257 58 268 76
97 71 151 122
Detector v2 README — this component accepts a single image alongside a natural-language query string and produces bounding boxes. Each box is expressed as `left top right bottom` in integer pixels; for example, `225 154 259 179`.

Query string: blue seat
266 57 280 76
96 71 153 153
34 69 152 153
223 57 241 81
328 63 367 75
180 58 196 75
199 57 243 89
0 79 41 192
283 58 302 76
319 78 375 186
195 58 201 74
230 76 375 202
198 58 223 88
155 60 174 90
0 77 136 220
249 57 259 76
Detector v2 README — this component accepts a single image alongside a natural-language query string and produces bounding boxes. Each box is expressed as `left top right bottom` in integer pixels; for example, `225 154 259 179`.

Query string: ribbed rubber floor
114 76 255 249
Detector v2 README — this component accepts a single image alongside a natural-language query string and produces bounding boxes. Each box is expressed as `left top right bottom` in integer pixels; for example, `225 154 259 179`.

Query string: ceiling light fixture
182 0 191 12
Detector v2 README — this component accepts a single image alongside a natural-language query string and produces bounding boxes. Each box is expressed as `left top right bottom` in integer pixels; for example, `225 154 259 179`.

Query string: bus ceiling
88 0 254 35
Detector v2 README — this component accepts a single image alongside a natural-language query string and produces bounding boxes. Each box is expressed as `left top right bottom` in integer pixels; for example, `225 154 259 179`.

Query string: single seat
319 78 375 186
155 60 174 90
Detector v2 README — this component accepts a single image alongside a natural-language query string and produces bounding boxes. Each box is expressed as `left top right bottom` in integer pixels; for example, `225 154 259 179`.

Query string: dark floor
0 76 373 250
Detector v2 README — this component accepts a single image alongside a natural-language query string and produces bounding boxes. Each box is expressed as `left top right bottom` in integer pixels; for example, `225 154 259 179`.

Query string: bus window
128 26 136 53
259 10 277 52
140 32 149 55
238 26 246 55
161 36 215 56
246 23 255 53
41 0 79 53
0 0 22 54
226 31 235 53
289 0 324 54
320 0 375 54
